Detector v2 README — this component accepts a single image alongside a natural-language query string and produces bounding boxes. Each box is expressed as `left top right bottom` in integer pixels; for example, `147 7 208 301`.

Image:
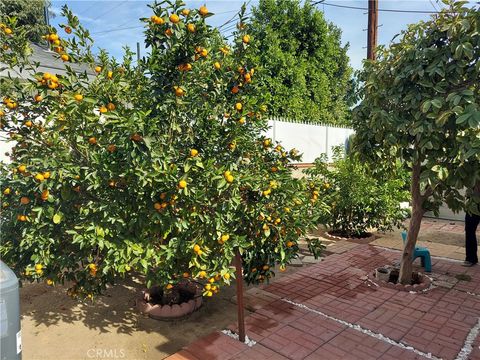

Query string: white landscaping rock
221 329 256 347
302 256 323 264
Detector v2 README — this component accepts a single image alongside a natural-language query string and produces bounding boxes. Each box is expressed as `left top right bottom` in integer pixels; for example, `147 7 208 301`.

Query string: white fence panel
0 138 13 164
266 119 354 163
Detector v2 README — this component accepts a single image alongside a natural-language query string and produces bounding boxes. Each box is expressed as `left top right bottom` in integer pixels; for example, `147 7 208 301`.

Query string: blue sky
49 0 473 70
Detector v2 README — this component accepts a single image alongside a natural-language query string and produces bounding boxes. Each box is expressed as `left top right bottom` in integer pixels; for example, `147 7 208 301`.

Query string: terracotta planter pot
136 281 203 320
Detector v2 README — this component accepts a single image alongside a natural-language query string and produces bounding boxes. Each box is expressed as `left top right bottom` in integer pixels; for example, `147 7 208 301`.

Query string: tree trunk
234 249 246 342
398 162 426 285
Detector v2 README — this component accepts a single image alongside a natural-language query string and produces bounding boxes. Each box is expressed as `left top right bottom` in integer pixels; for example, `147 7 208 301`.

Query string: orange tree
0 1 325 299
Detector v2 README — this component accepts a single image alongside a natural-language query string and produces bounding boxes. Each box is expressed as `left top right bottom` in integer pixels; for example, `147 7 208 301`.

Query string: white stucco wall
265 119 354 163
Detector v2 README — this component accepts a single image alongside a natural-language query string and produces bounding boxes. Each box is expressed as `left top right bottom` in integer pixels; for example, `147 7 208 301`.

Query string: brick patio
166 243 480 360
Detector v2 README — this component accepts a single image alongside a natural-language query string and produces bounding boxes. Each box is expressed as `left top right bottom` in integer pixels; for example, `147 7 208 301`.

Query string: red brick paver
169 244 480 360
165 332 248 360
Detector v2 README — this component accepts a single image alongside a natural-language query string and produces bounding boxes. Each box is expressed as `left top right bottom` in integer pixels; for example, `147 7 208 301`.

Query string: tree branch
420 185 434 204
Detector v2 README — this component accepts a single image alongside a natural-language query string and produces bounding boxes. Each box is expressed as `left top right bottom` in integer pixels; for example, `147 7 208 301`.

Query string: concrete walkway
166 219 480 360
370 218 469 261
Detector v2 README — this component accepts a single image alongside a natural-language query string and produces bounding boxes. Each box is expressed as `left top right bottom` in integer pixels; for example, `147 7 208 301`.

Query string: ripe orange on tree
150 15 164 25
199 6 208 16
174 86 184 97
41 190 49 201
178 179 187 189
131 133 142 142
169 14 180 23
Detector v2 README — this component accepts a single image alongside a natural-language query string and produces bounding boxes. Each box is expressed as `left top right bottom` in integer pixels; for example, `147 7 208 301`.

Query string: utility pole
136 42 141 62
367 0 378 60
44 3 50 26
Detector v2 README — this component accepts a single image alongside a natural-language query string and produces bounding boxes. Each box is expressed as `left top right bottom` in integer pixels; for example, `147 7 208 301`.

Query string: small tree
353 1 479 284
248 0 352 125
0 0 323 301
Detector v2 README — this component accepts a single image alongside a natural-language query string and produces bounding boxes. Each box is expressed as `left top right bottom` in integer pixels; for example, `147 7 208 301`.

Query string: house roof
0 43 95 79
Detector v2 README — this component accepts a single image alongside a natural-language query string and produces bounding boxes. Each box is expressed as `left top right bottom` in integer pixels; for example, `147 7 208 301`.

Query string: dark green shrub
306 148 410 237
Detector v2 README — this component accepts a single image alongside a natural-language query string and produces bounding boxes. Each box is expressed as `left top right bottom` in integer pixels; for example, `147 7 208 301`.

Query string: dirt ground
20 265 304 360
21 275 237 360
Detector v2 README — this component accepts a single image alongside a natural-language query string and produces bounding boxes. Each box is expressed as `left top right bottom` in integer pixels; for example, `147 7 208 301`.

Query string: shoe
461 261 477 267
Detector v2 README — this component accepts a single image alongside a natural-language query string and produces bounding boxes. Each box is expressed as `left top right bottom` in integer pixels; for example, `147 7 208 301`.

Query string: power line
91 9 245 36
429 0 440 12
76 2 98 17
92 25 144 36
216 9 243 16
312 1 458 14
218 2 251 29
90 0 130 22
218 11 243 29
219 23 239 34
114 18 139 29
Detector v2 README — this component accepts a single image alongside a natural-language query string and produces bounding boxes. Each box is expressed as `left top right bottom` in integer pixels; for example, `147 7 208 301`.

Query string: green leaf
431 99 442 109
143 136 152 149
464 148 478 159
96 227 105 237
468 116 478 128
436 111 452 126
456 113 471 124
438 167 448 180
421 100 431 113
217 178 226 189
